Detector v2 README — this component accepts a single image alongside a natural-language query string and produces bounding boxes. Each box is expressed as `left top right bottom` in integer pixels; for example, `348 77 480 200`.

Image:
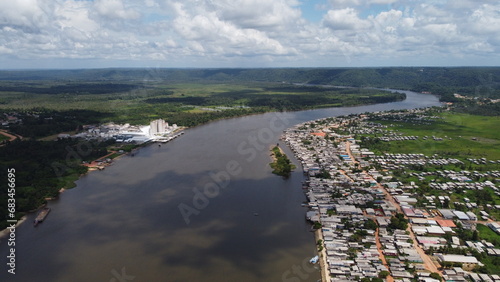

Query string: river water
0 90 440 282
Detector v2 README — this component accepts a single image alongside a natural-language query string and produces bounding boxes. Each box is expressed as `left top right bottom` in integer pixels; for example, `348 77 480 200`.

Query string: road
375 227 394 282
0 129 20 143
345 140 443 277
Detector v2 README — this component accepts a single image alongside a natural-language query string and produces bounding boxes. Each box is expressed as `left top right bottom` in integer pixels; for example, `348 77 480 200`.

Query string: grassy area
369 112 500 159
477 224 500 247
0 82 404 129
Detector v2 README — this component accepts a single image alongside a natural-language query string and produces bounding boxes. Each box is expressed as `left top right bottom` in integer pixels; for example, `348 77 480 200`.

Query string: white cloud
213 0 302 30
369 0 398 4
94 0 140 20
323 8 371 30
170 3 295 56
0 0 497 67
0 0 49 32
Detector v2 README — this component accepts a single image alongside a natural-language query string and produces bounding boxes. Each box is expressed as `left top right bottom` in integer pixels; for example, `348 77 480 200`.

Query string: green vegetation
0 79 404 130
7 109 110 138
378 271 390 279
0 133 9 141
365 111 500 159
364 219 378 230
477 224 500 247
0 139 113 230
1 67 499 234
313 221 322 230
430 272 442 281
388 213 409 230
316 168 331 179
269 146 296 177
1 67 498 101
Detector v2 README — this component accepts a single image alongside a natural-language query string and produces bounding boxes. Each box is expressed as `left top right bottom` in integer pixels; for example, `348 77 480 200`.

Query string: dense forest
1 67 498 101
0 83 140 95
0 138 112 230
145 86 405 111
7 109 111 138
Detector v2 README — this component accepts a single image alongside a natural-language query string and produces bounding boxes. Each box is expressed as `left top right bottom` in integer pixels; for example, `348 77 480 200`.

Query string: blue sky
0 0 499 69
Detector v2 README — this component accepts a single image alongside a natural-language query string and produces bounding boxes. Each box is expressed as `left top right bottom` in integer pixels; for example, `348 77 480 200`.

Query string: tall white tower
149 119 167 136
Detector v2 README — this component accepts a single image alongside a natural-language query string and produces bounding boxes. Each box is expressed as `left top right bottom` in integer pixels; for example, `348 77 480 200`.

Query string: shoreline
0 216 27 240
169 90 408 131
268 144 285 162
314 228 329 282
0 138 158 235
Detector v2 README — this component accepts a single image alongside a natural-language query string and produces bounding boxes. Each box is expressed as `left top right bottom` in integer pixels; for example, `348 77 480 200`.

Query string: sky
0 0 499 69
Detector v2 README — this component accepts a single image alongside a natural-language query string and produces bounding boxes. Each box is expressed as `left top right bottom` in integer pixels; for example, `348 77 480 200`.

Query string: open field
368 112 500 159
477 224 500 247
0 81 404 129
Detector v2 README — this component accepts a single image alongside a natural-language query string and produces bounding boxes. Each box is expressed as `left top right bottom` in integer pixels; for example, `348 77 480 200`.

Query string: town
283 108 500 282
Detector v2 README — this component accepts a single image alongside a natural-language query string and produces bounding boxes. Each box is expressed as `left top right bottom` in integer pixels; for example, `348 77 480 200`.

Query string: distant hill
0 67 499 100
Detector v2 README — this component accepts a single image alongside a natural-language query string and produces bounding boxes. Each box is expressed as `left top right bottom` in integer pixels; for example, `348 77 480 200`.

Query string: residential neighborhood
283 109 500 281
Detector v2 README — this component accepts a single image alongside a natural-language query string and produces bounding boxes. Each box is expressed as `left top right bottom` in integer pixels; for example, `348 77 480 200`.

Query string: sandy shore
268 144 285 161
0 216 27 240
314 228 329 282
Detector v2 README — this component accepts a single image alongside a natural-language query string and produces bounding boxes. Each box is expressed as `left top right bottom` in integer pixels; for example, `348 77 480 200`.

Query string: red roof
436 219 456 228
311 132 326 137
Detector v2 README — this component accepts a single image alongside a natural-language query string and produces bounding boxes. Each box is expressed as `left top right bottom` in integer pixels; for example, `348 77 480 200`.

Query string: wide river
0 90 440 282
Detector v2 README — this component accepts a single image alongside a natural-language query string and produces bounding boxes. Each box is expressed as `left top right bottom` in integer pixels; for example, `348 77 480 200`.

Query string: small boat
34 207 51 227
309 255 319 264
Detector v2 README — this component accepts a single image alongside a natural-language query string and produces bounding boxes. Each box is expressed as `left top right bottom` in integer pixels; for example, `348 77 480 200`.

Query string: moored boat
34 207 51 227
309 255 319 264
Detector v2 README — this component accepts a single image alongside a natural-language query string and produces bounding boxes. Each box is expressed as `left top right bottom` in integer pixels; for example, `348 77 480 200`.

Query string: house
426 226 445 235
439 209 456 219
436 254 480 271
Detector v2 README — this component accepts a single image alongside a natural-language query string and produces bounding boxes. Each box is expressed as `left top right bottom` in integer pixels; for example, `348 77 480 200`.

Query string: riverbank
314 229 329 282
0 89 443 282
0 216 27 239
0 138 159 235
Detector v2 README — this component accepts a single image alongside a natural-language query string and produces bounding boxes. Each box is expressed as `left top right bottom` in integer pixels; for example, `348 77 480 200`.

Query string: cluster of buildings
0 112 23 126
282 109 500 281
371 154 464 169
61 119 182 143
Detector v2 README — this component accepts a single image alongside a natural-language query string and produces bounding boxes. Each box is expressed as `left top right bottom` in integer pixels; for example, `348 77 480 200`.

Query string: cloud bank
0 0 498 68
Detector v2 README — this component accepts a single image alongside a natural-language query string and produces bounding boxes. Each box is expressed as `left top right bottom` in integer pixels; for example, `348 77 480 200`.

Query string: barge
34 207 51 227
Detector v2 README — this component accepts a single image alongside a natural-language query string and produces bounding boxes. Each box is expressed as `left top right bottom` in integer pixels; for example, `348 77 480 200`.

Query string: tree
364 219 378 230
443 198 450 208
313 221 322 230
472 230 479 241
378 271 390 279
388 213 408 230
430 272 441 281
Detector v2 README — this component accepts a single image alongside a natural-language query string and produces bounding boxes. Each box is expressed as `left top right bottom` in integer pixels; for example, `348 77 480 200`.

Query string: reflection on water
0 91 440 282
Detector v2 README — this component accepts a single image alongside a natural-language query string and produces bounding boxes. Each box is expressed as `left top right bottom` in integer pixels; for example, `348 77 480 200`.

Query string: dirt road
0 129 19 142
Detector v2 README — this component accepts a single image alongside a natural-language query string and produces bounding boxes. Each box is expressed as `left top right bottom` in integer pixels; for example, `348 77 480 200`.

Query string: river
0 90 440 282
